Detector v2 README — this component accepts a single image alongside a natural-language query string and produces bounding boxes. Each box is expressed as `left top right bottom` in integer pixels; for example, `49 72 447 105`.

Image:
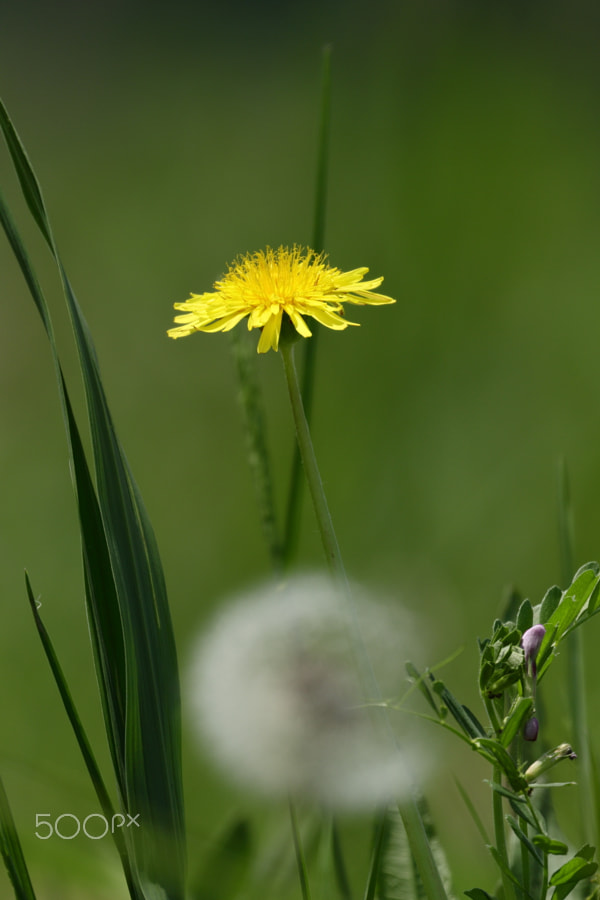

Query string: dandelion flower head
168 245 395 353
187 575 430 810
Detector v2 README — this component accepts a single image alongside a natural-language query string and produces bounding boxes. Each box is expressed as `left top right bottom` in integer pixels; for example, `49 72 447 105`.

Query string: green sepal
500 696 534 748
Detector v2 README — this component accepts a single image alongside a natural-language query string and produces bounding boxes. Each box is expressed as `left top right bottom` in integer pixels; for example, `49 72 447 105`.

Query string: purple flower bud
522 625 546 678
523 716 539 742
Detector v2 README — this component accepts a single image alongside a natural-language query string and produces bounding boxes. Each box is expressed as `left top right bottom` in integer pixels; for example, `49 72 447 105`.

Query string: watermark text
35 812 140 840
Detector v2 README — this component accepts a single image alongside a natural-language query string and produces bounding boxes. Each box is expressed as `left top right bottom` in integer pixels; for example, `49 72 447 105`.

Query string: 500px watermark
35 812 140 840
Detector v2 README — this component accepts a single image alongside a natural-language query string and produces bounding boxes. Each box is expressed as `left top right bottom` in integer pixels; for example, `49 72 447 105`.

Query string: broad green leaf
551 861 597 900
464 890 494 900
537 568 600 680
550 846 598 900
516 599 533 634
0 774 37 900
538 586 561 626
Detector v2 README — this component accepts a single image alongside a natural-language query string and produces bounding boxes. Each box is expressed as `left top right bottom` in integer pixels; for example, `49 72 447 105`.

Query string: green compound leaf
549 845 598 900
479 621 524 697
537 567 600 682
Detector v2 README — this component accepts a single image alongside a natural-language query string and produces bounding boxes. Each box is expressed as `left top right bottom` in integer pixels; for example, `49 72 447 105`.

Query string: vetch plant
400 563 600 900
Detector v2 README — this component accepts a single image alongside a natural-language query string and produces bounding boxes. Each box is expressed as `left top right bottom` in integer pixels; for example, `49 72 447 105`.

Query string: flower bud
524 743 577 783
521 624 546 678
523 716 539 741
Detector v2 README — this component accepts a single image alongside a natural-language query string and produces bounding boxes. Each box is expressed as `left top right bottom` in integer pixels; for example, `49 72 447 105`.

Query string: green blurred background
2 0 600 895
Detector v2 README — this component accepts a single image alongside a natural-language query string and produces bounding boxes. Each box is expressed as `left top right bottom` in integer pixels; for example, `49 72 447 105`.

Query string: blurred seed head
187 574 430 810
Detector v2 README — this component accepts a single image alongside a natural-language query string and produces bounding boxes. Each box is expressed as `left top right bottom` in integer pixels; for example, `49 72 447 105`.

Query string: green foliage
376 804 454 900
479 621 524 697
407 562 600 900
549 846 598 900
0 777 36 900
536 564 600 681
189 819 253 900
0 97 186 898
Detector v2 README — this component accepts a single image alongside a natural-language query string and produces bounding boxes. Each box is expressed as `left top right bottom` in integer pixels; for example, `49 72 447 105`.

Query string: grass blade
363 811 388 900
283 45 332 565
1 97 186 896
0 775 37 900
24 574 143 899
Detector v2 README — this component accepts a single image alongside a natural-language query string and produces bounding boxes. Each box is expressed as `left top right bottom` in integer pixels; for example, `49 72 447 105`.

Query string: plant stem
280 339 448 900
519 815 529 900
492 764 516 900
280 340 346 584
289 798 312 900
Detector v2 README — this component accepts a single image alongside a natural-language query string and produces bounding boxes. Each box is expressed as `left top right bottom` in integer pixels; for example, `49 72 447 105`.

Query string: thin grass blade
24 574 143 899
1 99 186 896
0 775 37 900
283 45 332 565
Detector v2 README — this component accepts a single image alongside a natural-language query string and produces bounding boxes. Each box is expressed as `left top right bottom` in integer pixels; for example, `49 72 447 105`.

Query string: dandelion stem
280 340 347 584
280 339 449 900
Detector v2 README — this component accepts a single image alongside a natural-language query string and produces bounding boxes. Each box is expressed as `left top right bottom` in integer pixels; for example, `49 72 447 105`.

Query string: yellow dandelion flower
168 245 396 353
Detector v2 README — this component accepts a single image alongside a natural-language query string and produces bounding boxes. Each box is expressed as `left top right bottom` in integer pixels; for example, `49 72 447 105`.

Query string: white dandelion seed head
187 574 431 810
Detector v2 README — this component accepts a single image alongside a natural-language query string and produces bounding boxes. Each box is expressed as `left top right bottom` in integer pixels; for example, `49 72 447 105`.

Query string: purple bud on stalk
523 716 539 742
522 625 546 678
